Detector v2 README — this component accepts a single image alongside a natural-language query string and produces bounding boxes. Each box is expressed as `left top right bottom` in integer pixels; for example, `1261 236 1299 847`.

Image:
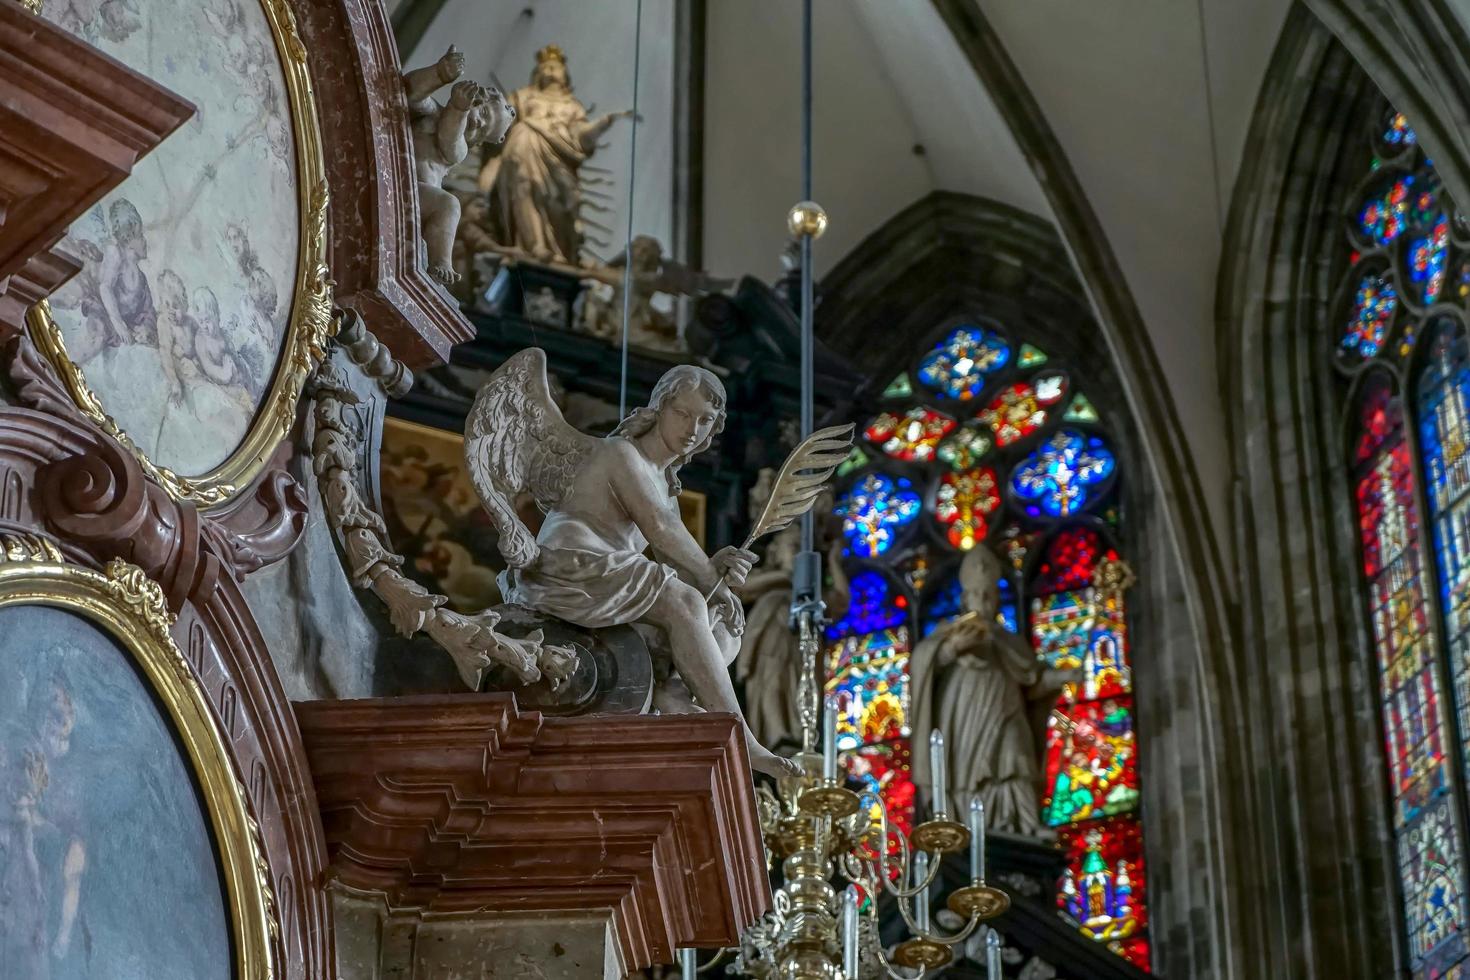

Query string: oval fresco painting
41 0 300 475
0 605 230 979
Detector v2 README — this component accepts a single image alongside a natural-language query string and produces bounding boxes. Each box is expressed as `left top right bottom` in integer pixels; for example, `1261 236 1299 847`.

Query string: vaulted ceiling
401 0 1323 588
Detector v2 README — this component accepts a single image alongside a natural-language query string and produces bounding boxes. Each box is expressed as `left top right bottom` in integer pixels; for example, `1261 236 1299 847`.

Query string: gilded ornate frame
25 0 333 509
0 547 277 977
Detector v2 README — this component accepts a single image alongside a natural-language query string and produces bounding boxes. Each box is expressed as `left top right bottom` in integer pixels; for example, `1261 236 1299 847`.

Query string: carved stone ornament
403 45 515 286
308 311 576 690
23 0 336 511
285 0 479 367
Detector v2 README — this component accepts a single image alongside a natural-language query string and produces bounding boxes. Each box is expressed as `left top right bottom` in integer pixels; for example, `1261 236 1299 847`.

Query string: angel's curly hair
612 364 726 496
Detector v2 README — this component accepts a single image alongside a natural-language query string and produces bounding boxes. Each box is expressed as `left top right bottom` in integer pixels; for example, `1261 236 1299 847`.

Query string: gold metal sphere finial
787 201 828 239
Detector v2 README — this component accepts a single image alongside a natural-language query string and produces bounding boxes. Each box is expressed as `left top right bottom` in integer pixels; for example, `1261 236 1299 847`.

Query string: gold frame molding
26 0 334 509
0 551 277 978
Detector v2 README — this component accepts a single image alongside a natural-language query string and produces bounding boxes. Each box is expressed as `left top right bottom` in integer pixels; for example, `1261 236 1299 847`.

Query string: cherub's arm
608 441 718 591
96 244 128 343
404 44 463 106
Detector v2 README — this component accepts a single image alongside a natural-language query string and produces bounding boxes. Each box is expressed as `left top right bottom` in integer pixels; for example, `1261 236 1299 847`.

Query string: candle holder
798 780 862 819
947 881 1011 920
890 937 953 970
908 817 970 855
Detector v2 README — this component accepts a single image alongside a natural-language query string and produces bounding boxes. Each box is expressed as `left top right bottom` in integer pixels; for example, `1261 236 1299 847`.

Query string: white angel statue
466 349 849 778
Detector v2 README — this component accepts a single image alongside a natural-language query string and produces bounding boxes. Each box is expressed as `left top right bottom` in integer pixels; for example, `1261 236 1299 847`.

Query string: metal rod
618 0 644 421
798 0 815 556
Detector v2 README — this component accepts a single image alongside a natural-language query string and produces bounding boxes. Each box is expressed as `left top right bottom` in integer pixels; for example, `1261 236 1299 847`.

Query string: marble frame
25 0 332 510
0 549 276 977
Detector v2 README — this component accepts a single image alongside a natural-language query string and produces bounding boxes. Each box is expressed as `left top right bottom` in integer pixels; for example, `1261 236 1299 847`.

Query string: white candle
912 850 930 932
681 947 696 980
823 697 838 781
929 728 948 818
986 929 1001 980
841 886 860 978
969 794 986 883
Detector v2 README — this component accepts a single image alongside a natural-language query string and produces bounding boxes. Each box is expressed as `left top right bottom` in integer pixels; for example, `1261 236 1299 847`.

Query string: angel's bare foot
749 743 802 779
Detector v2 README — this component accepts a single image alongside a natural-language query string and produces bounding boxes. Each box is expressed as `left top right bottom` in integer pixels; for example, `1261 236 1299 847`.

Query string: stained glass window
864 406 958 462
835 473 921 557
916 325 1011 400
822 319 1147 968
1336 106 1470 978
978 373 1068 446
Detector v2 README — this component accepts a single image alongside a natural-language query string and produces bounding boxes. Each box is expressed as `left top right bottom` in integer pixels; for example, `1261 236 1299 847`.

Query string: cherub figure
579 235 732 352
467 350 833 778
97 198 155 347
404 45 516 285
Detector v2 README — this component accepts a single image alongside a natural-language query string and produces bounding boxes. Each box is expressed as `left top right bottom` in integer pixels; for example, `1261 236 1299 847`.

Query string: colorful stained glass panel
864 406 958 463
1410 216 1450 305
842 739 916 837
1064 393 1100 423
1385 111 1418 148
1010 429 1117 519
1018 343 1049 369
1034 527 1118 593
826 627 910 749
937 425 992 471
916 326 1010 401
1400 798 1470 976
1032 588 1131 705
1057 817 1149 950
978 373 1068 447
933 467 1000 551
836 474 921 558
1343 273 1397 358
883 373 914 399
1044 696 1141 826
1360 175 1417 246
826 569 908 640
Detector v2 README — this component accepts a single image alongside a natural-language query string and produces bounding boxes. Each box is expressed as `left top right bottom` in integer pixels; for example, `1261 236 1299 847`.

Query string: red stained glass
1033 527 1119 594
864 406 957 463
1043 696 1140 826
933 467 1000 550
977 373 1068 447
842 739 916 838
1057 816 1149 951
1357 378 1395 464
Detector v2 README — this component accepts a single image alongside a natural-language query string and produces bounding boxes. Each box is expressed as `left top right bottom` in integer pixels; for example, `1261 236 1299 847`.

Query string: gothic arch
816 190 1228 978
1219 6 1421 977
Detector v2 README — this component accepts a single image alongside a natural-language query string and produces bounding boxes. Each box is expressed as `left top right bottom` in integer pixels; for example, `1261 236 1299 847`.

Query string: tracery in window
1335 104 1470 978
823 321 1150 969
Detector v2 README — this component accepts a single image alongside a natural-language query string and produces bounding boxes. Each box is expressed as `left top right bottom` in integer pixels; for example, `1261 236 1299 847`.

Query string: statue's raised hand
711 546 757 588
437 44 465 83
450 80 488 111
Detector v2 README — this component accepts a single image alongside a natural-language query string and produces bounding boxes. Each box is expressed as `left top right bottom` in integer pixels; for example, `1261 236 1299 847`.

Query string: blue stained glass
1343 274 1397 359
1010 429 1117 518
1385 112 1418 148
826 569 908 640
826 628 910 748
1418 329 1470 801
1409 216 1450 305
916 326 1011 401
919 569 1017 636
836 474 921 557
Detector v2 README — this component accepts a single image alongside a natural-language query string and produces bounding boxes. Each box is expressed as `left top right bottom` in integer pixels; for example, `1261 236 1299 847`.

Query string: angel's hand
437 45 465 83
711 581 746 636
711 546 757 587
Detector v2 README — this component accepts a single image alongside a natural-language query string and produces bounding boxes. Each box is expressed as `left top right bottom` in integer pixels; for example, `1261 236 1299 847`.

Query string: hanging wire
618 0 645 420
798 0 815 554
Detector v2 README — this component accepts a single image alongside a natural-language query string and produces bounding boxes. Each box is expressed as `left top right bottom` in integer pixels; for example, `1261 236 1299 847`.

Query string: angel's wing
464 349 597 569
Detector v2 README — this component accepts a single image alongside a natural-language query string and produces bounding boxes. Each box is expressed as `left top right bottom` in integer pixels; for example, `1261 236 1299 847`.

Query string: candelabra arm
890 895 985 948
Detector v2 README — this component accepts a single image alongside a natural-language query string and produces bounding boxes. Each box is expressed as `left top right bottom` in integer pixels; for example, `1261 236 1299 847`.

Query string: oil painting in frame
0 554 274 978
28 0 331 508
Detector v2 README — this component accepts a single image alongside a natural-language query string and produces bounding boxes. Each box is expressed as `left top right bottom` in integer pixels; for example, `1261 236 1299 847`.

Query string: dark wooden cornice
0 0 192 330
295 693 772 972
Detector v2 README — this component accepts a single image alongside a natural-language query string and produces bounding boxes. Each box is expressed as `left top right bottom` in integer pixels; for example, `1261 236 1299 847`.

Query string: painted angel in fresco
910 546 1077 834
405 45 517 285
578 235 733 353
467 350 849 778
